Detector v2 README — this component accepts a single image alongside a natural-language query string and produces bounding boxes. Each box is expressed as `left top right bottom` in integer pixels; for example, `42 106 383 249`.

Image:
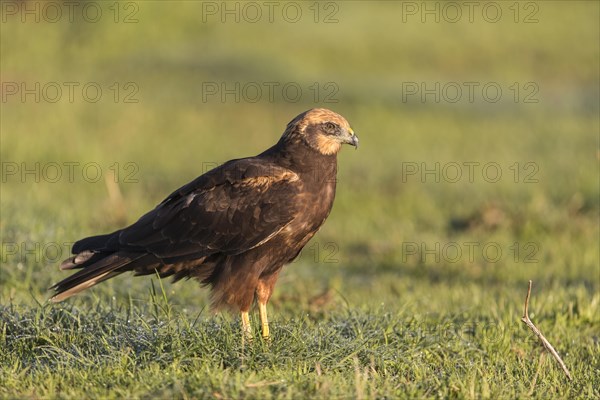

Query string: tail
49 232 152 302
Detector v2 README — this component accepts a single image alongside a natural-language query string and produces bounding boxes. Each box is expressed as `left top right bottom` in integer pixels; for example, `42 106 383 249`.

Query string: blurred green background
2 0 597 303
0 1 598 397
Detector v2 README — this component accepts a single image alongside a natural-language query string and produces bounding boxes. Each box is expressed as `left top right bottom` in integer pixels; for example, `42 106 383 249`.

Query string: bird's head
282 108 358 155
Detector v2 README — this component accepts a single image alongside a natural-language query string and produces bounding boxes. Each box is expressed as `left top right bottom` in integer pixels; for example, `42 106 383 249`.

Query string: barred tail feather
49 252 143 302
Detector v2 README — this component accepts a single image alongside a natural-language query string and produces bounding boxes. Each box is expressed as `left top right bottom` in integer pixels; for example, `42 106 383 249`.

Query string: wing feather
113 158 301 260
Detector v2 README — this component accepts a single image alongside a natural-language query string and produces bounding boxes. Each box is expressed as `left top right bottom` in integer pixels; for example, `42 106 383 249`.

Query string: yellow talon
241 311 252 345
259 302 270 339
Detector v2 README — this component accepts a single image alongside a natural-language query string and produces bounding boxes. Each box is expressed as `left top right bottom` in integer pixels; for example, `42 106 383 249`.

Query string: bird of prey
50 108 358 339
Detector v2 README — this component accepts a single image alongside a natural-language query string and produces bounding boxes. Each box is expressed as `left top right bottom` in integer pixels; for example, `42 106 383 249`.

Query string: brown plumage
50 108 358 338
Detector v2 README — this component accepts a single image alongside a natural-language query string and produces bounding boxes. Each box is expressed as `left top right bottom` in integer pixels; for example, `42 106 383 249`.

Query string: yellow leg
259 302 270 339
241 311 252 343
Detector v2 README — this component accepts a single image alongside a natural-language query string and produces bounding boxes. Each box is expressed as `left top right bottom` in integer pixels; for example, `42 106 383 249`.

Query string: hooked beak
344 128 359 149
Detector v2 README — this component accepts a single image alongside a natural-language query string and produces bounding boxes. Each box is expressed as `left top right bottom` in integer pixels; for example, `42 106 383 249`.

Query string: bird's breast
290 177 336 236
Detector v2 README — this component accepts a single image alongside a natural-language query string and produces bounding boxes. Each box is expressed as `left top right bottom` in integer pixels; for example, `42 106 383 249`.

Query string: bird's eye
324 122 336 133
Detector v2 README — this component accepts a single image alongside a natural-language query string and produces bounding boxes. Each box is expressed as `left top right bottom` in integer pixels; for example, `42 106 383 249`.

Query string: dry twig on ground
521 280 573 381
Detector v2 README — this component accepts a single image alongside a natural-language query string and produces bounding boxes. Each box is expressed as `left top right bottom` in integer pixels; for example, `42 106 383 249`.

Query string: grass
1 1 599 398
1 282 598 398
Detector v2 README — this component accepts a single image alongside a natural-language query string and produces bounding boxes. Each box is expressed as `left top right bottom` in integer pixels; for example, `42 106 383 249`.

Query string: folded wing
50 158 302 301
